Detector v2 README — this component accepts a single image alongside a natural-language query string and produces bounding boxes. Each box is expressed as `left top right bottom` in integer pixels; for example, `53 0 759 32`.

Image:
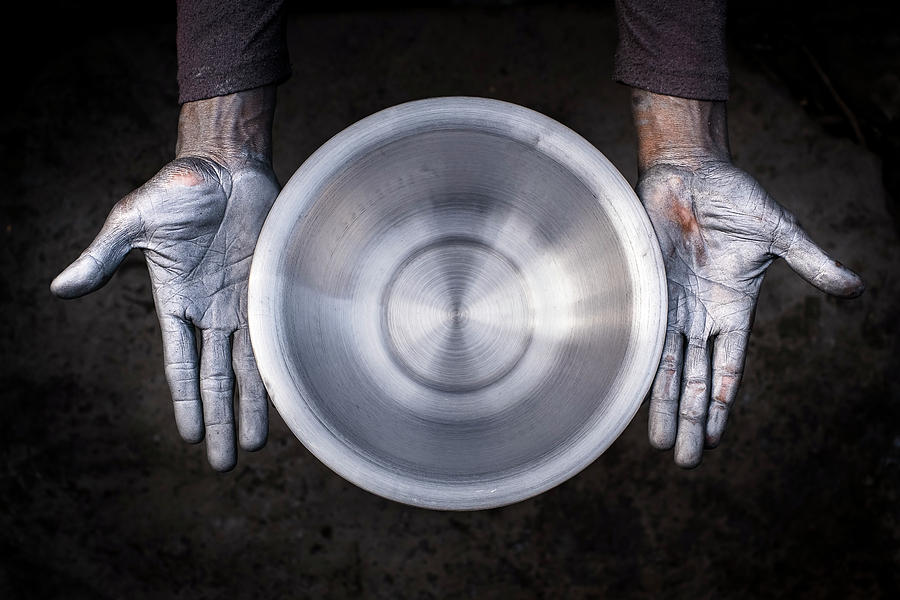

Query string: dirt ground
1 2 898 598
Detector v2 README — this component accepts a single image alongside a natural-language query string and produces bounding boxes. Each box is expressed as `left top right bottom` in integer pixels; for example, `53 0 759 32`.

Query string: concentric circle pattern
249 98 666 510
382 238 533 393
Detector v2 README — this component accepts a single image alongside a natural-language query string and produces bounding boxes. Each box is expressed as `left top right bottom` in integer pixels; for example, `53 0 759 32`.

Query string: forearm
176 86 277 168
176 0 290 104
614 0 729 102
631 89 730 174
174 0 286 169
615 0 731 172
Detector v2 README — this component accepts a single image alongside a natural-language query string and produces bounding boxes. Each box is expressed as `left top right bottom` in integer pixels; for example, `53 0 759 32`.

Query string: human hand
631 89 864 468
51 88 279 471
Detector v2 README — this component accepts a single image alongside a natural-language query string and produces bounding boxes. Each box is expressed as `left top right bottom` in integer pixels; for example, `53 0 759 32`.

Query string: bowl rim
248 96 666 510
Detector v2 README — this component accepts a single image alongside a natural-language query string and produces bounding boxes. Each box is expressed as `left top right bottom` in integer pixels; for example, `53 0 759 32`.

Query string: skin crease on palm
632 88 865 468
51 86 280 472
50 84 864 474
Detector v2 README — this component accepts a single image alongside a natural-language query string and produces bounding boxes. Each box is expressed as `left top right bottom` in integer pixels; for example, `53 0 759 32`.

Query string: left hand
631 89 864 467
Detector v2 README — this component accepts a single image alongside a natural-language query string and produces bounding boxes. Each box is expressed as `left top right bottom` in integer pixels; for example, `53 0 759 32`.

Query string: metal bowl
249 97 665 510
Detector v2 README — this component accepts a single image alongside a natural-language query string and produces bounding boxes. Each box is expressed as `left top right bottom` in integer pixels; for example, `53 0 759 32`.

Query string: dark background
2 1 898 598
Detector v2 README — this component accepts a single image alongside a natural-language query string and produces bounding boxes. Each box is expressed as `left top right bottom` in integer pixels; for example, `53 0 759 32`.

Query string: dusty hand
631 89 864 468
51 88 278 471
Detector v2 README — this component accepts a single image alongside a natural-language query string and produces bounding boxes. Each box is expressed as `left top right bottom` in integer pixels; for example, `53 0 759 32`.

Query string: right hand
51 88 279 471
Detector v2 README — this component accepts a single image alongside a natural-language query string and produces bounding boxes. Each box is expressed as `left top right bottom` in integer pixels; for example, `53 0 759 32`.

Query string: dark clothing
614 0 729 100
175 1 728 104
176 0 290 104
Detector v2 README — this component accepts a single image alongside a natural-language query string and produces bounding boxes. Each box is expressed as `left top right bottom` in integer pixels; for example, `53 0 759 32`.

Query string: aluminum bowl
249 97 666 510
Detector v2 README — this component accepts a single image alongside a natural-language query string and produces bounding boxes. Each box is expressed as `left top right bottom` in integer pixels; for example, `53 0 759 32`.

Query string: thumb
776 224 864 298
51 199 142 299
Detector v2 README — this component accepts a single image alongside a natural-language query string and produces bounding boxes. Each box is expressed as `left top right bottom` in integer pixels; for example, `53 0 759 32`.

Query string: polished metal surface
248 97 666 510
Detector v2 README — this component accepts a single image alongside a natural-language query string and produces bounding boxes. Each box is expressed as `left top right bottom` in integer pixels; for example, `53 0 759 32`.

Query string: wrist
631 88 730 174
175 86 276 168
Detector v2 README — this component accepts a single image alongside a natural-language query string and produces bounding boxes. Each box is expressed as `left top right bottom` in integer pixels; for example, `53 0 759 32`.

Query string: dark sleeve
176 0 291 104
613 0 728 101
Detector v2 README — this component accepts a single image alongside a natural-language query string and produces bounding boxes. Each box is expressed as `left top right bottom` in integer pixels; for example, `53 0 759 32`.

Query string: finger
775 223 864 298
159 314 203 444
200 329 237 472
648 331 683 450
50 199 142 299
674 338 711 468
232 327 268 452
705 330 749 449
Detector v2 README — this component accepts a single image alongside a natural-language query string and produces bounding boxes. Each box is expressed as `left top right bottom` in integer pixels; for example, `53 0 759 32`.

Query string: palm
52 156 279 471
139 158 274 330
637 160 863 467
644 162 781 335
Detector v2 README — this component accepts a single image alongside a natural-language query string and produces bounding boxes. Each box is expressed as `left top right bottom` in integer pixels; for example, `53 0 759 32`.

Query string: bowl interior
250 98 665 509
